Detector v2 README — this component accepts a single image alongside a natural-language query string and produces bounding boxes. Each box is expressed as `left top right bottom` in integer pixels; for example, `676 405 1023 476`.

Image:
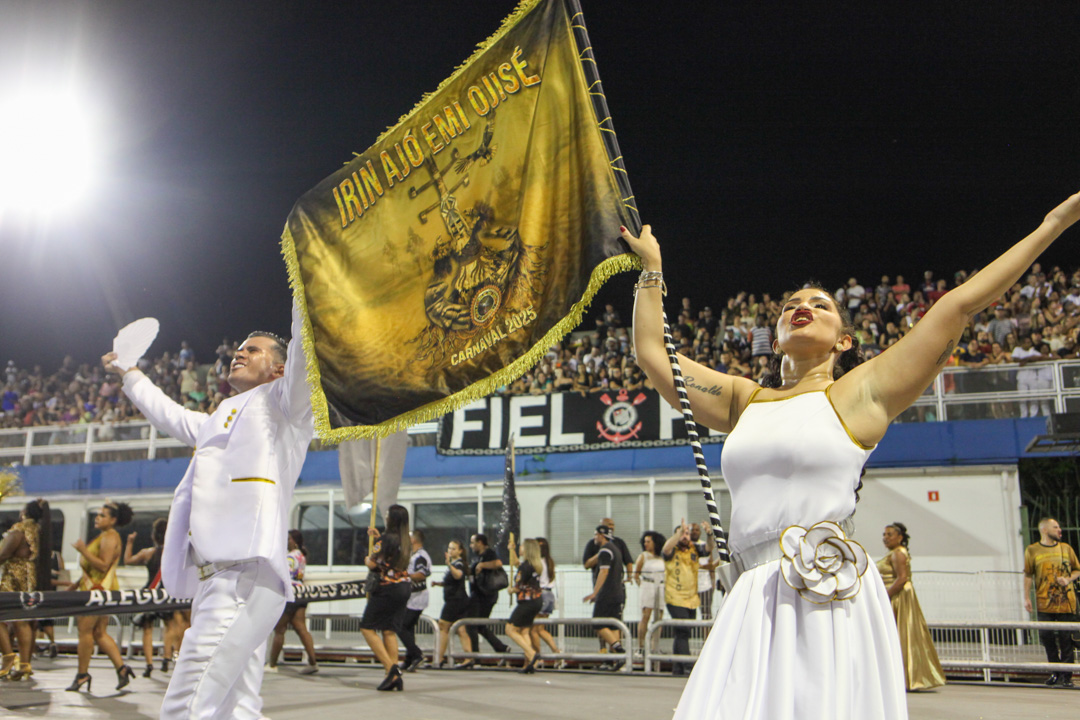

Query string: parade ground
2 657 1077 720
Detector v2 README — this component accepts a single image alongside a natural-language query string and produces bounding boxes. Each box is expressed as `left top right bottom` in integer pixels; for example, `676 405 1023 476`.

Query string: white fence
3 360 1080 466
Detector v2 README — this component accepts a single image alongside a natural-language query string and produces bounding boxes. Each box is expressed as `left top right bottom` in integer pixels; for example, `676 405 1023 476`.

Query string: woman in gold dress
0 498 53 680
66 501 136 693
877 522 946 690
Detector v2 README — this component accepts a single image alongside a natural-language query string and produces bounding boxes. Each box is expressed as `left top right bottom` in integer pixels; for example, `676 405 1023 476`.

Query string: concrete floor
2 657 1078 719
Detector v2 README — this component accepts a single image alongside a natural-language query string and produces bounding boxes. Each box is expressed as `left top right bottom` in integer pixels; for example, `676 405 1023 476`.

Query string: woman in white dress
633 531 667 655
621 190 1080 720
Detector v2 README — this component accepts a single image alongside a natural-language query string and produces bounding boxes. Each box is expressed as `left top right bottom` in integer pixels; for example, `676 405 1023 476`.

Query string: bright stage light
0 89 97 216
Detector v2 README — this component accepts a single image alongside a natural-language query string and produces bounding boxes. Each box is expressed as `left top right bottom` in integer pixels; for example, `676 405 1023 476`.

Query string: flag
337 432 408 520
281 0 641 441
495 434 520 564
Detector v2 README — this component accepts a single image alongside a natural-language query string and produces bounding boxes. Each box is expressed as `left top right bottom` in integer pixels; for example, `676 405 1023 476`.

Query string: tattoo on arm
684 376 723 397
936 340 955 366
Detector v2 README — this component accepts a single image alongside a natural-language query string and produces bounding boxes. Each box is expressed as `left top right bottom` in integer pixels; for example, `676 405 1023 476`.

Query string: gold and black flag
283 0 641 441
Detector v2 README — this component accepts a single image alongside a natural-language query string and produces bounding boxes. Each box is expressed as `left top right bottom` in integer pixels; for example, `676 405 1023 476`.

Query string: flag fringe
280 223 641 442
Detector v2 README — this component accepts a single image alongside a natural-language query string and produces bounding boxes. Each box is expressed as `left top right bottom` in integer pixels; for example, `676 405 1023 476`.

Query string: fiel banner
437 388 728 455
282 0 640 441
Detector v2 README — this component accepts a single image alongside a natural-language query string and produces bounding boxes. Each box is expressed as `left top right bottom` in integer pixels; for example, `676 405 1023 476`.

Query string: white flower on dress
779 521 869 603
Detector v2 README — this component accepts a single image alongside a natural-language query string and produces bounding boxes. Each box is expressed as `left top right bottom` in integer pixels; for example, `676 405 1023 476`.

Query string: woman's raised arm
621 225 758 433
844 192 1080 434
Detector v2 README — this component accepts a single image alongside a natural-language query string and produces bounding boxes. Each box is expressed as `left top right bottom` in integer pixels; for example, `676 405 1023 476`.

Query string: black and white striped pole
659 313 736 590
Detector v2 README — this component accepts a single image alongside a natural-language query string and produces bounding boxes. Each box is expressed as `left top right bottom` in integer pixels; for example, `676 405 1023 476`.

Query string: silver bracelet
634 270 667 297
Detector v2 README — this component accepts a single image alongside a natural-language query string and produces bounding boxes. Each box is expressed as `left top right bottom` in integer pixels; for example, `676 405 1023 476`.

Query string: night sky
1 1 1078 371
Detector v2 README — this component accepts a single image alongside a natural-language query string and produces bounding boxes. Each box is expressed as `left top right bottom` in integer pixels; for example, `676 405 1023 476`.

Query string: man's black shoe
1046 672 1060 686
1060 676 1075 689
404 656 425 673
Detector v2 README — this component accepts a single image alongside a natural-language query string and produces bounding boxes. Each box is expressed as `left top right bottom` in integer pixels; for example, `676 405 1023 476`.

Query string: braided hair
761 284 866 389
888 522 910 549
24 499 53 593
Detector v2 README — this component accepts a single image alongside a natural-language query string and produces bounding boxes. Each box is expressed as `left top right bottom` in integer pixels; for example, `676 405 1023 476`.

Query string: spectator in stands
583 525 627 666
987 306 1015 346
459 533 511 668
661 520 700 677
1024 518 1080 688
748 315 773 359
432 538 470 668
505 538 544 673
68 501 136 692
398 529 432 673
1012 336 1052 417
634 530 667 657
267 529 319 675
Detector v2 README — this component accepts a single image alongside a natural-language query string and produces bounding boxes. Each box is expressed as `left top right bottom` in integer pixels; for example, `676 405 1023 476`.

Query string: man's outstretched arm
104 352 207 447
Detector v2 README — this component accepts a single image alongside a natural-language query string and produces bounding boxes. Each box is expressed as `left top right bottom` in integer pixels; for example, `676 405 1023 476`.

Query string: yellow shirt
664 545 701 609
1024 542 1079 614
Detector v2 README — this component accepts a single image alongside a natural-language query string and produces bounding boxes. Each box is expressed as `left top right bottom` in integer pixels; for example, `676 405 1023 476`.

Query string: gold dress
0 518 39 592
877 546 946 690
77 531 120 591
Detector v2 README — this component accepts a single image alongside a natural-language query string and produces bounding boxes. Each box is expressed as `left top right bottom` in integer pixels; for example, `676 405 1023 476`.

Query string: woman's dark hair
103 501 134 528
888 522 910 548
288 528 307 558
537 536 555 578
761 284 866 389
25 499 53 593
381 504 410 572
640 530 667 554
152 517 168 546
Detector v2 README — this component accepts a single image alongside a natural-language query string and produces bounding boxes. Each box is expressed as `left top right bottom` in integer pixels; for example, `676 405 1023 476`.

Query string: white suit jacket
122 306 313 600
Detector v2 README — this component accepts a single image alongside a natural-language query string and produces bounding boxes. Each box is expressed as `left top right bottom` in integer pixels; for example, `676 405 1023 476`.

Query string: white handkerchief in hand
112 318 160 371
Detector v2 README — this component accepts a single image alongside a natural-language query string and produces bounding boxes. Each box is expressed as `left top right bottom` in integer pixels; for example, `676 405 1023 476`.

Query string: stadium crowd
3 263 1080 429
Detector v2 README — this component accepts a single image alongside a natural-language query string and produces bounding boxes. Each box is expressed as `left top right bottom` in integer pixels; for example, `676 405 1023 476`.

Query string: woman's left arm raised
848 192 1080 434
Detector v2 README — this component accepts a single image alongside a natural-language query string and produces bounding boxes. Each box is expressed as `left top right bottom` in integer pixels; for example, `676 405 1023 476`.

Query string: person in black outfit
506 539 545 673
583 525 627 665
459 533 510 668
582 517 632 650
433 539 471 667
125 518 169 678
360 504 412 691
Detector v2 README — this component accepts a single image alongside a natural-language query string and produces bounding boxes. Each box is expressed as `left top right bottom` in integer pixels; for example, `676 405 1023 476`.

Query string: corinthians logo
596 389 648 443
19 591 44 610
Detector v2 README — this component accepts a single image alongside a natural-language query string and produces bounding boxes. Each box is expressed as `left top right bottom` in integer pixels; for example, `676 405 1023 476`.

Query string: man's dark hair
473 533 489 546
245 331 287 363
412 528 425 544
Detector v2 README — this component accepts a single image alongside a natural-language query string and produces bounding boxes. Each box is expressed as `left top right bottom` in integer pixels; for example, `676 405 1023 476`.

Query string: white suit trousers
161 560 285 720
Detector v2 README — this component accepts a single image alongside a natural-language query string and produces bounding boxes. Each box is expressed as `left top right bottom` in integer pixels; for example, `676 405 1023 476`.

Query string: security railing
3 360 1079 466
446 617 635 674
0 420 439 466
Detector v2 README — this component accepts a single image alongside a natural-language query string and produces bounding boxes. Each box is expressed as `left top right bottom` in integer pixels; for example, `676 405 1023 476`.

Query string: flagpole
368 437 381 556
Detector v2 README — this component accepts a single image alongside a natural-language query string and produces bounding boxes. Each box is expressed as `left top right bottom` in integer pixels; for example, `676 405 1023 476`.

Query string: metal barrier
929 620 1080 682
640 617 1080 680
642 619 713 674
446 617 635 674
4 359 1080 466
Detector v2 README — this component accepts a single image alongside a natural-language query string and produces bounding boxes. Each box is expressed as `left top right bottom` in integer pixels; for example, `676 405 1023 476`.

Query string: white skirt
672 560 907 720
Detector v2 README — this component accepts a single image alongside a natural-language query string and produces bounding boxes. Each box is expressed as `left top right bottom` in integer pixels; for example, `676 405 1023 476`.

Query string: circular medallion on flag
471 285 502 326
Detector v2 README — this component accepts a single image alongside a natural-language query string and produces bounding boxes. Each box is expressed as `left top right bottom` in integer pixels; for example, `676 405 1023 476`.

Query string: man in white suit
103 306 312 720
